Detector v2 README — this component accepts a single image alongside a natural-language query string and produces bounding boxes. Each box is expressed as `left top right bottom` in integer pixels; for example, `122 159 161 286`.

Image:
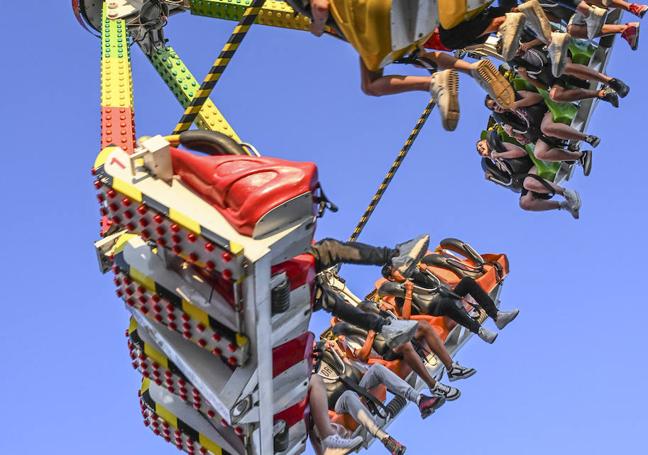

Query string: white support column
243 254 274 454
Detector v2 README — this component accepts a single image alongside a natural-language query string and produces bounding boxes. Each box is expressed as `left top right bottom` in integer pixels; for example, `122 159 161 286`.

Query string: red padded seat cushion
171 148 319 236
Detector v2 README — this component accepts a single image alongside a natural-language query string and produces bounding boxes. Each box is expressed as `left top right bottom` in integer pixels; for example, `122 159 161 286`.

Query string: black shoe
608 78 630 98
585 135 600 148
579 150 593 176
599 87 619 108
382 436 407 455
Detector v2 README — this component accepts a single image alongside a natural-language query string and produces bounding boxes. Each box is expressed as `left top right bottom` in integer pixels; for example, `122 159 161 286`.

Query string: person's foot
382 436 407 455
585 6 607 39
518 0 553 43
478 326 498 344
547 32 571 77
622 23 640 50
584 135 601 148
321 434 364 454
430 70 460 131
598 87 619 107
418 394 446 418
607 78 630 97
629 3 648 18
562 189 581 219
379 319 418 349
432 383 461 401
579 150 593 176
392 234 430 278
447 362 477 382
498 13 526 61
470 59 515 109
495 309 520 329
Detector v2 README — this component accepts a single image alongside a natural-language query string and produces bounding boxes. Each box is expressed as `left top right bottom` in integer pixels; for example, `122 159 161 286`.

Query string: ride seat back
390 0 439 51
437 0 493 29
171 149 319 239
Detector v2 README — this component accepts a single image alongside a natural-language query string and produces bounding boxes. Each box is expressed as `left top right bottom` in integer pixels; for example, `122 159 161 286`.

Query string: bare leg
359 58 431 97
524 172 566 196
569 22 636 38
393 342 438 389
309 375 335 440
535 139 584 162
549 84 601 103
590 0 633 10
564 62 612 84
519 192 561 211
424 51 474 74
414 322 453 370
540 112 588 141
486 16 506 36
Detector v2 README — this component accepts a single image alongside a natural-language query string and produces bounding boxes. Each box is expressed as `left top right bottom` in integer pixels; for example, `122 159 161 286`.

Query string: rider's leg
534 138 585 161
311 238 395 273
414 322 453 370
452 277 499 320
334 391 389 440
359 58 432 97
392 342 438 389
540 112 589 141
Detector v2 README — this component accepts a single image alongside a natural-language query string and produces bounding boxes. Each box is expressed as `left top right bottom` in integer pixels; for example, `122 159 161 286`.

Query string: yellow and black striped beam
349 99 436 242
173 0 266 134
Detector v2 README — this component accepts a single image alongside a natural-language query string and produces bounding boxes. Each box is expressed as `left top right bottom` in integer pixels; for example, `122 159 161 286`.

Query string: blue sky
1 3 646 454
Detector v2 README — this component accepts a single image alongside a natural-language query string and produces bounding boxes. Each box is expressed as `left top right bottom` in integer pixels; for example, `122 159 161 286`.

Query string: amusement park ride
74 0 620 454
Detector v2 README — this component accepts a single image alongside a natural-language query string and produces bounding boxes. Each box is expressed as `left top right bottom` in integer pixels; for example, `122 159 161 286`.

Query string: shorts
438 7 506 50
521 188 553 200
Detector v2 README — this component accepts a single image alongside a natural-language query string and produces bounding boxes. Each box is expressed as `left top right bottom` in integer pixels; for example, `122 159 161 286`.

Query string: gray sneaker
380 319 418 348
322 434 364 455
392 234 430 279
478 326 498 344
498 13 526 61
579 150 593 176
518 0 553 43
432 382 461 401
547 32 571 77
430 70 460 131
585 6 607 39
562 189 581 219
495 309 520 329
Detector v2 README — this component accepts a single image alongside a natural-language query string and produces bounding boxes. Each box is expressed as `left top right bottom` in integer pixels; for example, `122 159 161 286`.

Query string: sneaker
430 70 460 131
622 23 640 50
585 135 601 148
382 436 407 455
380 319 418 349
629 3 648 18
598 87 619 107
478 326 498 344
547 32 571 77
322 434 364 454
608 78 630 98
495 309 520 329
562 189 581 219
418 394 446 418
447 362 477 382
392 234 430 279
585 6 607 40
518 0 553 43
579 150 593 176
498 13 526 61
470 59 515 109
432 383 461 401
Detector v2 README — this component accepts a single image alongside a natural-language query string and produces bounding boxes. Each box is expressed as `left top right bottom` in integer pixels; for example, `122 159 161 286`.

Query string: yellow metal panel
198 434 223 455
130 267 157 293
168 208 201 235
112 177 143 202
101 57 135 108
181 301 211 326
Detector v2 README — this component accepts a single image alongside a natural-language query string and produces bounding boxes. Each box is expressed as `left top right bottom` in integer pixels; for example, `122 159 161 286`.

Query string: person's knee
361 80 383 97
535 147 549 160
335 390 356 412
519 195 535 211
549 86 564 102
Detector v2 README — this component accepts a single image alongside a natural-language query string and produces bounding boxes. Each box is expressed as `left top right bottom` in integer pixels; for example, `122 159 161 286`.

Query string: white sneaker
547 32 571 77
447 362 477 382
498 13 526 61
322 434 364 454
430 70 460 131
495 309 520 329
563 189 581 219
432 382 461 401
585 6 607 40
478 326 498 344
518 0 553 43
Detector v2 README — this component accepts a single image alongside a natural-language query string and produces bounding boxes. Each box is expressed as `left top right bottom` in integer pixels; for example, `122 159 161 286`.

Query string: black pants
439 7 506 50
311 239 396 332
427 277 499 334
